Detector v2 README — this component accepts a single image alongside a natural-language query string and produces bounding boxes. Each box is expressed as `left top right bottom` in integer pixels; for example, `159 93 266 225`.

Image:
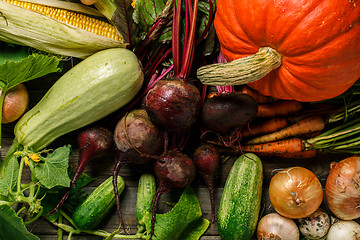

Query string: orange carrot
241 138 308 157
246 115 325 144
256 100 303 118
255 149 317 158
238 85 276 103
241 117 289 138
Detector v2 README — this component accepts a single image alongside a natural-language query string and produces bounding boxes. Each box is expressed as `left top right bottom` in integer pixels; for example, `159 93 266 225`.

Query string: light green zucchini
72 175 125 230
217 153 263 240
14 48 143 151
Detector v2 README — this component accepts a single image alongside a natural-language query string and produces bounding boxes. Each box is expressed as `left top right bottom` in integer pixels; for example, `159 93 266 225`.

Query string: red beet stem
43 127 113 219
113 150 127 233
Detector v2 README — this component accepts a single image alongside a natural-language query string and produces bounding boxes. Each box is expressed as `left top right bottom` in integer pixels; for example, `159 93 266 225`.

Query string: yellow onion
269 167 323 219
257 212 300 240
2 83 29 124
325 156 360 220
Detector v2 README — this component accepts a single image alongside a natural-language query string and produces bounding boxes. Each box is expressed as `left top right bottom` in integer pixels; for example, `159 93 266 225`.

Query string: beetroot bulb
201 92 258 134
193 144 220 223
46 126 113 217
144 79 202 132
113 109 164 232
150 150 197 239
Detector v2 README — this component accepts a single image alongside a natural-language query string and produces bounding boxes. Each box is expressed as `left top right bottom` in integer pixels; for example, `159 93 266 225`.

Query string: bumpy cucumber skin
72 176 125 230
136 173 156 225
217 153 263 240
15 48 144 151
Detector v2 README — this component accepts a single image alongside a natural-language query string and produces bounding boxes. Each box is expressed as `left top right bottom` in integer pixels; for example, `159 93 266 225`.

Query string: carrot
246 115 325 144
256 100 303 118
241 117 289 138
255 149 317 158
242 138 306 154
238 85 276 103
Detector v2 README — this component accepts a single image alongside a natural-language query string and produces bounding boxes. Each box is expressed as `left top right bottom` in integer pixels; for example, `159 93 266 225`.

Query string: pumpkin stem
197 47 282 86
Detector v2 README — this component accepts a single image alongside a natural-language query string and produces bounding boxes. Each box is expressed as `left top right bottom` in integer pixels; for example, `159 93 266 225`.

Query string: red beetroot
47 126 113 216
193 144 220 223
150 150 196 239
201 92 258 134
113 109 164 232
144 79 201 132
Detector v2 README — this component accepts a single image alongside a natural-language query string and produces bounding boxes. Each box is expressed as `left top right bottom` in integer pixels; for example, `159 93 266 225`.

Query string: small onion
256 212 300 240
2 83 29 123
325 156 360 220
327 220 360 240
297 208 331 240
269 167 323 219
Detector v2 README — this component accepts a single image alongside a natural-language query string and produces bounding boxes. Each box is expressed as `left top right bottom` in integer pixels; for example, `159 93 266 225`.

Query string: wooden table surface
2 63 352 240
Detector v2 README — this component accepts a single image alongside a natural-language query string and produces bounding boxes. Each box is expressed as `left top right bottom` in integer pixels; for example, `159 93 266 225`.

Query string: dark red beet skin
201 92 258 134
154 150 196 188
193 144 220 223
144 79 202 132
113 109 164 162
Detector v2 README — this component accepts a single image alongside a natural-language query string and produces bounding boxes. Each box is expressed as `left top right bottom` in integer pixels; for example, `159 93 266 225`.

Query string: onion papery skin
257 213 300 240
269 167 323 219
327 220 360 240
2 83 29 123
325 156 360 220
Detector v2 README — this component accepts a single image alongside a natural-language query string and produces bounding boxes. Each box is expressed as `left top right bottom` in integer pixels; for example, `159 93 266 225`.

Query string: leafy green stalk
306 117 360 154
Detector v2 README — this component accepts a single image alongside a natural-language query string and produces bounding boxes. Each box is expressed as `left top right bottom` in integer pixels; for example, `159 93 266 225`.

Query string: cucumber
72 175 125 230
217 153 263 240
14 48 143 151
136 173 156 226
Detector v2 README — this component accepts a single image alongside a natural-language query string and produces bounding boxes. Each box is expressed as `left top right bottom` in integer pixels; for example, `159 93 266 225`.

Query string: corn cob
0 0 127 58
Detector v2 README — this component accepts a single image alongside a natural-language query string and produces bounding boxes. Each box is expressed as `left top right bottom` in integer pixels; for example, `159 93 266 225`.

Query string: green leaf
0 42 30 65
0 53 61 90
33 145 72 189
0 138 22 178
180 217 210 240
133 0 168 33
0 205 39 240
144 186 209 240
0 155 19 196
41 173 95 221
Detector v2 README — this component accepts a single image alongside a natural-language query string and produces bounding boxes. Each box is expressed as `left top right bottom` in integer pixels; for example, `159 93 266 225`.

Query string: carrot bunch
218 86 360 158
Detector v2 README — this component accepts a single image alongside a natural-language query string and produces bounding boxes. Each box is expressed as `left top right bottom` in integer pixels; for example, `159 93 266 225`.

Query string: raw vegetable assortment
0 0 360 239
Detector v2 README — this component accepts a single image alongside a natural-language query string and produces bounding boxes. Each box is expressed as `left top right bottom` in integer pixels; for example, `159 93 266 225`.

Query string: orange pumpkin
197 0 360 102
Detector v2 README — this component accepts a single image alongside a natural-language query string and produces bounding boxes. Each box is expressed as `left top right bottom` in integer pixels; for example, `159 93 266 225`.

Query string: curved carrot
241 117 289 138
256 100 303 118
242 138 305 154
246 115 325 144
238 85 276 103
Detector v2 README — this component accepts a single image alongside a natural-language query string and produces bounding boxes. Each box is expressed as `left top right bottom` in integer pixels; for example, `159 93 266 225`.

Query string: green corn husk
0 0 128 58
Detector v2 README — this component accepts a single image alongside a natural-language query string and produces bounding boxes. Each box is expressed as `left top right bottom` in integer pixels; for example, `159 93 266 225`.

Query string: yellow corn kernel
2 0 121 41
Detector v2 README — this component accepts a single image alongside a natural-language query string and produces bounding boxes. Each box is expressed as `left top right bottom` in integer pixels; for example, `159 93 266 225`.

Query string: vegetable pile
0 0 360 240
